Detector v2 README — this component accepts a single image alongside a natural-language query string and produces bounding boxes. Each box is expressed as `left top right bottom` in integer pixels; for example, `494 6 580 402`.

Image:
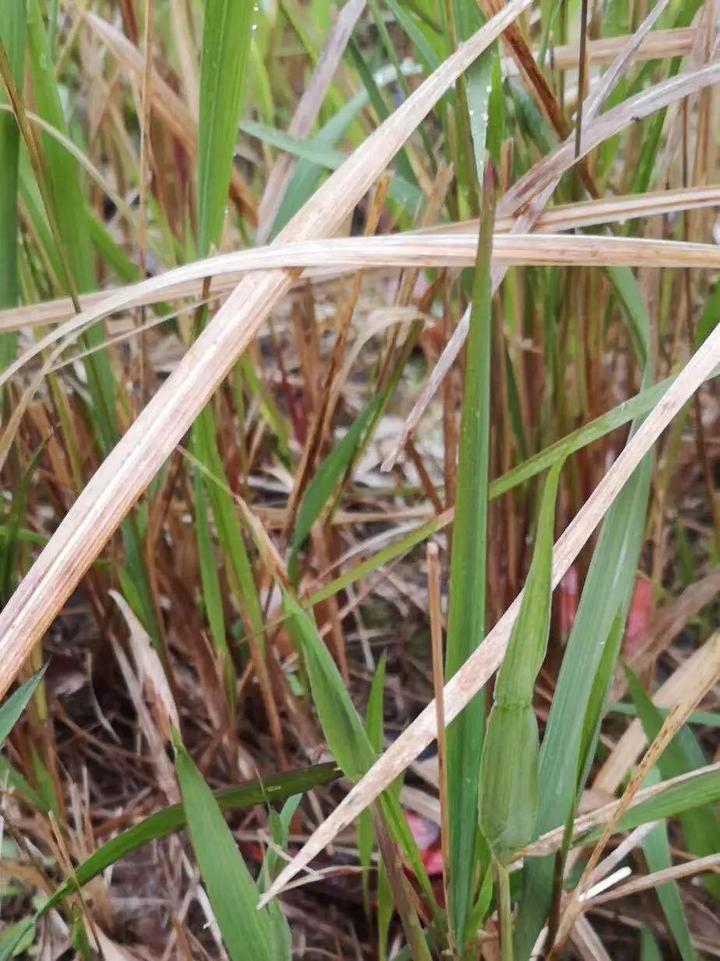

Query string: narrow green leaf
444 165 495 941
0 921 34 961
283 593 436 908
25 0 94 293
198 0 255 254
0 672 43 746
262 794 303 890
576 610 624 794
194 407 262 660
347 40 417 191
290 396 381 583
385 0 439 71
0 755 46 811
516 458 653 954
642 817 696 961
576 766 720 846
0 0 25 369
306 369 720 611
640 928 663 961
359 654 387 912
175 740 290 961
366 652 387 753
284 592 375 780
193 471 232 697
696 279 720 349
455 0 501 179
40 763 339 916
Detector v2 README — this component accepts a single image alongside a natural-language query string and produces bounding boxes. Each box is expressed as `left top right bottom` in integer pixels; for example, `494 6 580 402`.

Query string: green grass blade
290 396 381 583
262 794 303 887
193 471 232 699
0 0 25 368
283 593 436 908
197 0 255 254
194 0 262 691
359 654 387 912
0 672 42 746
25 0 94 293
0 452 38 603
489 374 685 500
385 0 439 71
576 611 624 793
175 739 290 961
284 592 375 779
515 457 653 955
609 704 720 728
347 40 417 192
640 928 663 961
695 279 720 349
242 117 420 208
0 755 46 810
40 763 339 916
306 369 720 610
194 409 264 650
0 921 34 961
642 816 697 961
444 166 495 943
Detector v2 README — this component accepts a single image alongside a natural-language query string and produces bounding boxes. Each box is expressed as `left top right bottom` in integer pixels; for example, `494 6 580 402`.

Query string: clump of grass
1 2 720 960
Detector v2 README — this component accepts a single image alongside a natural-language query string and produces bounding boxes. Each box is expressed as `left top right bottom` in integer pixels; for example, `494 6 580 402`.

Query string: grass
0 1 720 959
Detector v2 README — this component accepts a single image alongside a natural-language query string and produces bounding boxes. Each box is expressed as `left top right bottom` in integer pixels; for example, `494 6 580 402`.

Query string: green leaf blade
198 0 255 253
175 741 290 961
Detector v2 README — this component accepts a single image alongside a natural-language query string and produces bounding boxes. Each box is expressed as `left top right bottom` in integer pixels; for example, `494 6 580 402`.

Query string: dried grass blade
7 233 720 385
547 28 695 71
589 853 720 907
5 182 720 333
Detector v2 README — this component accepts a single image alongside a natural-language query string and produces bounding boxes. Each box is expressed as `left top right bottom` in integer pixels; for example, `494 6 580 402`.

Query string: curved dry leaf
5 232 720 385
111 590 180 738
4 184 719 333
